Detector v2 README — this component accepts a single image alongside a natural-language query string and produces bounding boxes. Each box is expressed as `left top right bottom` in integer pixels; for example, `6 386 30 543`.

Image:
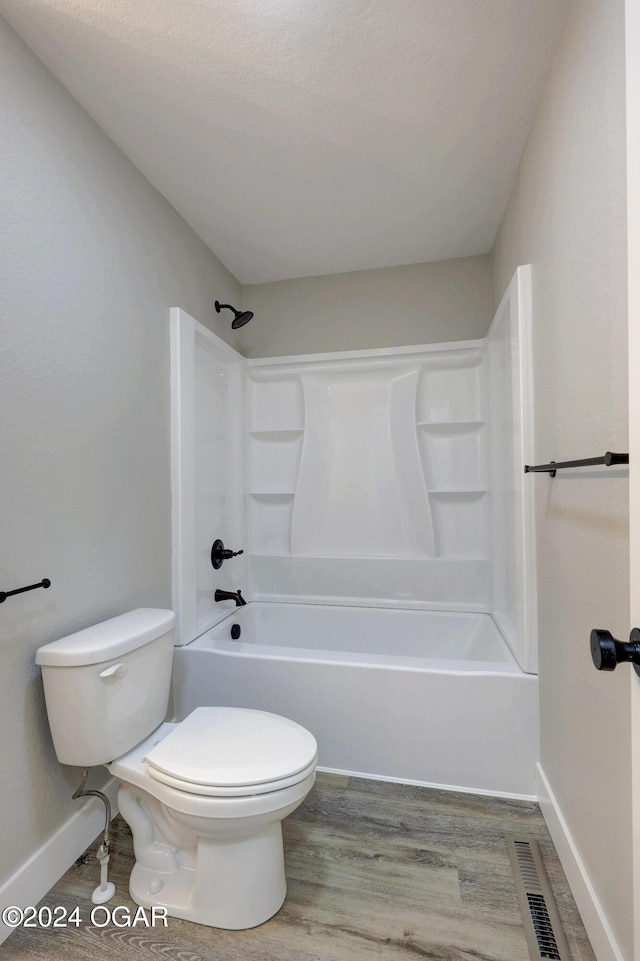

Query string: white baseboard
0 777 120 946
317 764 536 802
536 764 625 961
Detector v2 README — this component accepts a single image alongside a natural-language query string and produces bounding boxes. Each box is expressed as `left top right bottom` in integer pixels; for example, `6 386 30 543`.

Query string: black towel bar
0 579 51 604
524 451 629 477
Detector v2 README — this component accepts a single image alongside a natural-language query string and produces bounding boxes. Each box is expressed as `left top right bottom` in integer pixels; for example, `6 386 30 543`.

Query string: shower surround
170 266 538 796
245 343 489 611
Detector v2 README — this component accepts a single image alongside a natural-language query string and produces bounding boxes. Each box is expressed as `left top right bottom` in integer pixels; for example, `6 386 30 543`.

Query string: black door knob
590 628 640 676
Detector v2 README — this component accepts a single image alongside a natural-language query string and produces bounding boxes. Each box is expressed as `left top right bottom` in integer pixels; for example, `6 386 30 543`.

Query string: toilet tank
36 609 175 767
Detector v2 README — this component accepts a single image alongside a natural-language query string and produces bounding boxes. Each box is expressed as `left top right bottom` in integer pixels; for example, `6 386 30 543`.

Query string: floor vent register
506 835 571 961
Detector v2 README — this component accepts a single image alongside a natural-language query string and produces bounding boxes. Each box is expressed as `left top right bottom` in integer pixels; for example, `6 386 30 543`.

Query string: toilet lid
144 707 318 789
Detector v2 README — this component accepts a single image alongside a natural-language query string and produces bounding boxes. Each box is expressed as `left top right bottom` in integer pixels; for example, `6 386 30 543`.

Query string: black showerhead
215 301 254 329
231 310 253 329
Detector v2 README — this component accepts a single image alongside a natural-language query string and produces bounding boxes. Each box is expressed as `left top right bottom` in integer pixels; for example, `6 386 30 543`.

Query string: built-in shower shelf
249 428 304 440
428 489 488 496
417 420 485 430
434 553 490 561
247 492 295 555
429 488 489 560
251 551 291 560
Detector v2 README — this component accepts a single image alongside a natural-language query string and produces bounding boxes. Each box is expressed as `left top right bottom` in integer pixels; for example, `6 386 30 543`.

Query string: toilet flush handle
99 662 126 679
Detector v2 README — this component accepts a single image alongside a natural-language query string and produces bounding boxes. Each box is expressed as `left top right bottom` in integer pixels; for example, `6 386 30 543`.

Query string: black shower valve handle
210 539 244 570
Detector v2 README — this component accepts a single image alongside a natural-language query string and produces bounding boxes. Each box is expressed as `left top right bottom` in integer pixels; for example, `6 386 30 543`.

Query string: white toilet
35 608 317 930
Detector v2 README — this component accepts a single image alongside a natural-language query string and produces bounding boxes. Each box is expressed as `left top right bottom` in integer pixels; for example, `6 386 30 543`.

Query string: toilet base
118 782 290 929
128 827 287 929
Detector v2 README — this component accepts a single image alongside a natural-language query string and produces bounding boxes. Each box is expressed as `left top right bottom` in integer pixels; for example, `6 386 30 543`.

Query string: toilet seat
146 757 318 797
144 707 318 798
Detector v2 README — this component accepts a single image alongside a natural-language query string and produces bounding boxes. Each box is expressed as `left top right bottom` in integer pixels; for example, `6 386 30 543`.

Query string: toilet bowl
109 709 317 929
35 609 318 930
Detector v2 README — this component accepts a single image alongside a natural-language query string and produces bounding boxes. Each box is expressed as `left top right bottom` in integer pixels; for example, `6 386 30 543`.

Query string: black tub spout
214 589 246 607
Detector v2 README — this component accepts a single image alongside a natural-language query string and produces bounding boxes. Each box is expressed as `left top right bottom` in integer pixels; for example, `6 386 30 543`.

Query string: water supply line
72 768 116 904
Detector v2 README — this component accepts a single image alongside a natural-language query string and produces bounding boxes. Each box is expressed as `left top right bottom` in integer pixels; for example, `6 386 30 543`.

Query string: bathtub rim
190 602 533 678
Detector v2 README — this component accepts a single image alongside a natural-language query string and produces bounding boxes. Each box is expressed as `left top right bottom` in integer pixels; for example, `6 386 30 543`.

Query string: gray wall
0 16 241 885
493 0 630 953
239 255 492 357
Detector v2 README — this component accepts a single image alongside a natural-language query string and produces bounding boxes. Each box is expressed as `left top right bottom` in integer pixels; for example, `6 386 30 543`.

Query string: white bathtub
172 603 539 798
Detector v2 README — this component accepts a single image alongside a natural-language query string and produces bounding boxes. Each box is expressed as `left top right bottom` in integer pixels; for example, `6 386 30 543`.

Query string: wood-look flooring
3 774 596 961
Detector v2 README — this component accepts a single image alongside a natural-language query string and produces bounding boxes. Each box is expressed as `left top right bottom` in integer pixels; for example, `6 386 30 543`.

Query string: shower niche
416 359 488 561
246 377 303 557
171 266 535 672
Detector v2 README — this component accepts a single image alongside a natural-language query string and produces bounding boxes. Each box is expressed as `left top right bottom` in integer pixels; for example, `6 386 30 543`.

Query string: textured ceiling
0 1 570 283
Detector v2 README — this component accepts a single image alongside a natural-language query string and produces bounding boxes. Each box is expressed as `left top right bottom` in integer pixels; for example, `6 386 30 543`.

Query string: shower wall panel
486 267 537 672
245 344 490 610
171 308 247 645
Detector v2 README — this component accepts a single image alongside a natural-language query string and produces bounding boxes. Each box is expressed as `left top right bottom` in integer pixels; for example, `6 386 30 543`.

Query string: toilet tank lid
36 609 175 667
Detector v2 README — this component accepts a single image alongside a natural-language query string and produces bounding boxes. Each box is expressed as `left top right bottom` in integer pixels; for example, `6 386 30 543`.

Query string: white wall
0 15 241 889
239 255 492 358
492 0 631 955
